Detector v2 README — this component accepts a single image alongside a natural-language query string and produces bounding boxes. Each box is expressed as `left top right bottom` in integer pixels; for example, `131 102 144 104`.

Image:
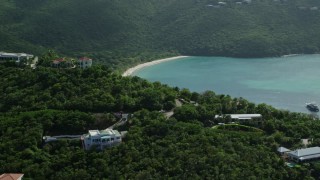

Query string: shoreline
122 56 189 77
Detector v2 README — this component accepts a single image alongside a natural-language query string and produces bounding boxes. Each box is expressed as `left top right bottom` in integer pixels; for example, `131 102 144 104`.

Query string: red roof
0 174 24 180
52 58 65 63
79 57 92 61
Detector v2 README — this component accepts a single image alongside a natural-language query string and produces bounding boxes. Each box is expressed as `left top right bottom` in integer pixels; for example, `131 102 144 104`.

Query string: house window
93 139 100 142
116 137 120 140
111 138 114 141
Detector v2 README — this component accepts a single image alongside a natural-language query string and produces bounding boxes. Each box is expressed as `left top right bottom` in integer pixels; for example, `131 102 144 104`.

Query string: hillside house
0 52 33 63
287 147 320 162
215 114 262 125
51 58 74 68
78 57 92 69
277 147 291 155
215 114 262 120
82 129 122 150
52 58 64 67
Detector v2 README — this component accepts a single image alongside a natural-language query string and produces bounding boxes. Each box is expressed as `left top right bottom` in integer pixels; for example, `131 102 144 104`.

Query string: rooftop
88 129 121 137
215 114 262 120
299 153 320 161
0 173 24 180
277 147 291 153
89 130 100 136
0 52 33 58
79 57 92 61
100 129 121 136
52 58 65 63
288 147 320 157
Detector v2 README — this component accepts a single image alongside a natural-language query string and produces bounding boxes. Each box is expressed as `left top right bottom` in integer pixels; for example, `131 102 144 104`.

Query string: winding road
164 99 182 119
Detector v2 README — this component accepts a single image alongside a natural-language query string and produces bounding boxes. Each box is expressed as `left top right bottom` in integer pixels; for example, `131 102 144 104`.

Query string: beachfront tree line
2 63 320 179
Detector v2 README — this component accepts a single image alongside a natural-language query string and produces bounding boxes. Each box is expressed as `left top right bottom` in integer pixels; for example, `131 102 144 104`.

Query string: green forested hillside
2 63 320 179
3 1 320 179
1 0 320 67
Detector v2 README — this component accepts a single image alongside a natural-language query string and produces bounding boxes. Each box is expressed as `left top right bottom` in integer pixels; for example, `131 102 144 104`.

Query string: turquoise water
132 55 320 113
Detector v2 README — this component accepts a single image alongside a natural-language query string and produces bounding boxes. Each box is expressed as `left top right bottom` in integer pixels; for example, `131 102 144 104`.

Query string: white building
215 114 262 120
0 52 33 63
78 57 92 69
277 147 291 155
82 129 122 150
287 147 320 162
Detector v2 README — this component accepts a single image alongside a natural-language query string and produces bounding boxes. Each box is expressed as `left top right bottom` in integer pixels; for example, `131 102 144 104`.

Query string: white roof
87 129 121 137
0 52 33 58
277 147 291 153
89 130 100 136
215 114 262 119
231 114 262 118
288 147 320 158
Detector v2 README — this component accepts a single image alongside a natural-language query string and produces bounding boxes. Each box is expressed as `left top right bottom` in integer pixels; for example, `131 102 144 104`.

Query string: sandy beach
122 56 189 77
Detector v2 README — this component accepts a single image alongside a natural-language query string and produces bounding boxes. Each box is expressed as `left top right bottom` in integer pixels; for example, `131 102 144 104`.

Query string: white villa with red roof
51 58 74 68
52 58 66 68
78 57 92 69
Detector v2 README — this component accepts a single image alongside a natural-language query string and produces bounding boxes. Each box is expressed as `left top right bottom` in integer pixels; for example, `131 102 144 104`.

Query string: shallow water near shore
132 54 320 113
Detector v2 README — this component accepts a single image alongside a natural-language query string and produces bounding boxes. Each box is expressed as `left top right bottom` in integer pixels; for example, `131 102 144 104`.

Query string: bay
132 55 320 113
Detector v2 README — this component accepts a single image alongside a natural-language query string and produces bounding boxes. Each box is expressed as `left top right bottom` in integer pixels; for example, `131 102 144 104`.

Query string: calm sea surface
132 55 320 113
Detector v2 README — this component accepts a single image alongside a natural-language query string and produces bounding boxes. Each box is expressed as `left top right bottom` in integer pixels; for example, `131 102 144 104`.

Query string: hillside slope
1 64 320 179
1 0 320 63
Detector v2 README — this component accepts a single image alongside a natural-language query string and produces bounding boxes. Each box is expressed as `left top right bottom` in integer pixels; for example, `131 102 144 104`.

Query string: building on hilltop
215 114 262 126
52 58 74 68
82 129 122 150
0 173 24 180
78 57 92 69
277 147 291 156
215 114 262 120
52 58 66 68
287 147 320 162
0 52 33 63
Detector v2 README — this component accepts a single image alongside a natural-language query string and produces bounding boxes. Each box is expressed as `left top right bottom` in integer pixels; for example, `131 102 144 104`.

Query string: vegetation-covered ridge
2 63 320 179
1 0 320 68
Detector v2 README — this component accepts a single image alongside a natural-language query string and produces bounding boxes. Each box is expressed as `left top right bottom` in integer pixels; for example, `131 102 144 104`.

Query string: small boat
306 102 319 112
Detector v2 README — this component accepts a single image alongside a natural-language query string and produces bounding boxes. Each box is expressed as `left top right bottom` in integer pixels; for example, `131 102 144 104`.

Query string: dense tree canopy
1 64 320 179
2 0 320 178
